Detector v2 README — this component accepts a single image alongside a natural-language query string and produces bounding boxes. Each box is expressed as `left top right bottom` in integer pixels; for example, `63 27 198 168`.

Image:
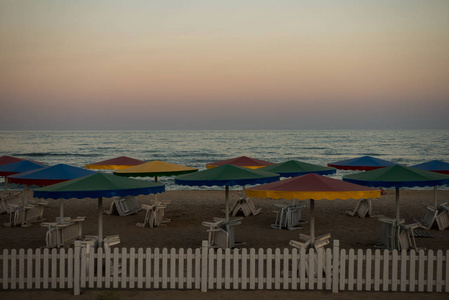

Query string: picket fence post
73 241 81 296
201 240 209 292
332 240 340 293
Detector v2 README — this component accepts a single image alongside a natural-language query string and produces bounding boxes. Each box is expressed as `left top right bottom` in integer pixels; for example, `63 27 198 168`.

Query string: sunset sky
1 0 448 130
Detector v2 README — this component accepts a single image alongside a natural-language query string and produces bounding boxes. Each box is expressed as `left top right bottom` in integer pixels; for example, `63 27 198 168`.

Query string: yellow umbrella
114 160 198 182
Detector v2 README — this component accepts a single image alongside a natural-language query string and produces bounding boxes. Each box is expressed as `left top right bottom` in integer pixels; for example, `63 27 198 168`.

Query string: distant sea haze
1 130 448 190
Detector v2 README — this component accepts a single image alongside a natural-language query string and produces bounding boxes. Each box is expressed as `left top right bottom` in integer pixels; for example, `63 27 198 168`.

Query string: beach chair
401 223 420 251
272 202 307 230
136 200 171 228
289 233 331 251
230 194 261 217
436 203 449 231
413 205 438 230
41 216 86 248
203 217 244 249
104 196 142 216
346 198 370 218
0 191 23 214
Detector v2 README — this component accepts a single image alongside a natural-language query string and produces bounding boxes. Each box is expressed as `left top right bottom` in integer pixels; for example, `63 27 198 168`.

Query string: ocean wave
15 152 101 157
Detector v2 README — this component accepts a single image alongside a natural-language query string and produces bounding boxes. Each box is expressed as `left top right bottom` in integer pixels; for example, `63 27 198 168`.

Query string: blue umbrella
8 164 96 186
411 160 449 207
0 160 46 191
328 155 396 171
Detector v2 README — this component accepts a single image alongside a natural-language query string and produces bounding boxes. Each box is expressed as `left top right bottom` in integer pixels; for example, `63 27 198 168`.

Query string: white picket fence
1 240 448 295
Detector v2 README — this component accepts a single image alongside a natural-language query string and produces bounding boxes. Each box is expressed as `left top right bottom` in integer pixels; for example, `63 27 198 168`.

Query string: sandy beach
1 189 449 299
1 189 449 251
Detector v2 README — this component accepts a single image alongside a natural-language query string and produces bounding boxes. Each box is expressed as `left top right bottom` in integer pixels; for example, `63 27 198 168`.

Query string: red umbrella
86 156 146 170
206 156 275 169
246 174 381 248
0 155 25 166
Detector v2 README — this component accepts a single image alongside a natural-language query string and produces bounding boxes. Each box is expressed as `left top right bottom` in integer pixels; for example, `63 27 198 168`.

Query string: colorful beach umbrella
0 155 26 166
246 173 380 247
259 160 336 177
206 156 275 169
411 160 449 207
85 156 146 170
114 160 198 182
8 164 96 186
175 164 280 222
34 173 165 247
328 155 396 171
411 160 449 175
0 160 46 191
343 165 449 249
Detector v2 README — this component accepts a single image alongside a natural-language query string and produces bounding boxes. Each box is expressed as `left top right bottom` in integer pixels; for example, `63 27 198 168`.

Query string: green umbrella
259 160 336 177
175 164 280 223
343 165 449 249
34 173 165 247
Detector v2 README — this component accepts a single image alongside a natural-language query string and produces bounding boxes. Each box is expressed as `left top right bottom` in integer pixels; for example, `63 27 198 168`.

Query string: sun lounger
346 199 371 218
229 195 261 217
0 191 23 214
104 196 142 216
136 200 171 228
41 216 86 248
398 223 419 251
290 233 331 251
202 217 244 249
413 205 438 230
436 203 449 231
3 197 48 227
272 202 307 230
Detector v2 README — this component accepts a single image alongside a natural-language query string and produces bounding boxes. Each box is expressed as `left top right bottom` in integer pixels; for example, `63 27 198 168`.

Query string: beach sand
1 189 449 299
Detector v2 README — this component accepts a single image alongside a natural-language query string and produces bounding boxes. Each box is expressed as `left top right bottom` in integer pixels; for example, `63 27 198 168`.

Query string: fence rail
1 240 448 295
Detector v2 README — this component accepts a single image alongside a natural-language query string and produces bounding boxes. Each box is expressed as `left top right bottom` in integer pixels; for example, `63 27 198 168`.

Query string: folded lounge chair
436 203 449 231
346 199 371 218
413 205 438 230
104 196 142 216
272 202 307 230
229 194 261 217
136 200 171 228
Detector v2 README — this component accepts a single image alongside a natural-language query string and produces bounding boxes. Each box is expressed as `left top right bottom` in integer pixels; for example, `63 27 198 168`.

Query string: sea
1 130 448 191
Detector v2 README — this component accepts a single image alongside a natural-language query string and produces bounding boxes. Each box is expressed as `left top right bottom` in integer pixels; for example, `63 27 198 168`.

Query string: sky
1 0 448 130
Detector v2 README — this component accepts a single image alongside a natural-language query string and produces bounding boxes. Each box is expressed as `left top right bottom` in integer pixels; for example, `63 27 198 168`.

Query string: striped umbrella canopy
328 155 396 171
86 156 146 170
206 156 275 169
259 160 336 177
175 164 279 222
246 173 380 247
0 160 47 191
34 173 165 248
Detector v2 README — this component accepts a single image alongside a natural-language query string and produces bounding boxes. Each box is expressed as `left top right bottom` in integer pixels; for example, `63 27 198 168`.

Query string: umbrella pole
310 199 315 247
23 185 28 206
225 185 230 223
59 198 64 222
98 196 103 248
434 185 437 209
154 176 158 204
395 188 400 250
4 176 7 192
